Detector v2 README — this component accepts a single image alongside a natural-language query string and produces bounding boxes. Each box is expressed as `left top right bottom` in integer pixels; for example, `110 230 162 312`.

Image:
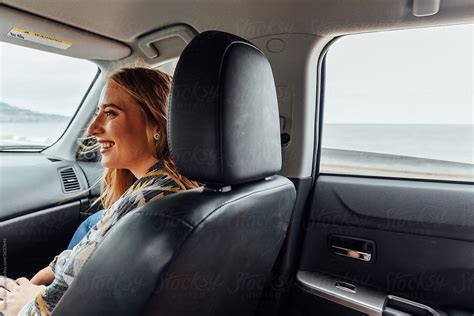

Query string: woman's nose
87 114 104 136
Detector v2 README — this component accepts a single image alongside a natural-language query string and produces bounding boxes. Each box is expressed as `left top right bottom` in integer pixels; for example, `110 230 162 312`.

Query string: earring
153 133 160 140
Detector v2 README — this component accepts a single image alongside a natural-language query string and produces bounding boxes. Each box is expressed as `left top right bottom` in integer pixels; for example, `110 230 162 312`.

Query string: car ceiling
2 0 473 47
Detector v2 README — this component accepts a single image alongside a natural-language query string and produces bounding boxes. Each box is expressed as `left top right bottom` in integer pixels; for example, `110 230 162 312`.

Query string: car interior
0 0 473 315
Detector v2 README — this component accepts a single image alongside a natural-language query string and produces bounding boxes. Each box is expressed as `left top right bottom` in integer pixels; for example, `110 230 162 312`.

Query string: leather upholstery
54 177 295 315
169 31 282 186
53 30 296 316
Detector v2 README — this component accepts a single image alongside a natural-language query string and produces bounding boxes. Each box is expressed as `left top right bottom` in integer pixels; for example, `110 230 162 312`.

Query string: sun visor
0 5 131 60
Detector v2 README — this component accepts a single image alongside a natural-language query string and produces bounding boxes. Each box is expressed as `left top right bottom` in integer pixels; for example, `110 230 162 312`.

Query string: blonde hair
95 67 200 209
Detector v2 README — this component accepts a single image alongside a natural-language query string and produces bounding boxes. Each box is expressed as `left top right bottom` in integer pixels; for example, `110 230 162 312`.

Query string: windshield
0 42 98 148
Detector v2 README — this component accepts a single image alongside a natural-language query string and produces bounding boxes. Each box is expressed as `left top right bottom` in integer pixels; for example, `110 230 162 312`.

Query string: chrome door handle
328 235 375 262
331 245 372 261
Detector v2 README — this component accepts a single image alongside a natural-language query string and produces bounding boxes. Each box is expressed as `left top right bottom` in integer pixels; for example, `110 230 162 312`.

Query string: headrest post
205 185 232 193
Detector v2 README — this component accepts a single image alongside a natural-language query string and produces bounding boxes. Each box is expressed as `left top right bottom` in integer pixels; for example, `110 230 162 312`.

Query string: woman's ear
151 122 161 140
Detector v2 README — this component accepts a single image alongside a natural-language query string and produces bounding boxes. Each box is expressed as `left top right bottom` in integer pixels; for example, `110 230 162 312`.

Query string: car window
157 59 178 75
320 24 473 182
0 42 98 148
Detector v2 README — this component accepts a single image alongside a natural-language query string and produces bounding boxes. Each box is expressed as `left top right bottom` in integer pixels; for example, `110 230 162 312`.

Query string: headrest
168 31 281 186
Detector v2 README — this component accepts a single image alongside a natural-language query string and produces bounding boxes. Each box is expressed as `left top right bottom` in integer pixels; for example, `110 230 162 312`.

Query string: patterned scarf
20 161 182 315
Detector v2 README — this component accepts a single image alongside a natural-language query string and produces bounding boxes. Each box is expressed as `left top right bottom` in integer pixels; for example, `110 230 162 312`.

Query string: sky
324 23 473 124
0 42 97 116
0 23 472 123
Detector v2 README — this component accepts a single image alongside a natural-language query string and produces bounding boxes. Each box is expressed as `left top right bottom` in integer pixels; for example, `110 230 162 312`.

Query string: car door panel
309 176 474 241
289 175 474 314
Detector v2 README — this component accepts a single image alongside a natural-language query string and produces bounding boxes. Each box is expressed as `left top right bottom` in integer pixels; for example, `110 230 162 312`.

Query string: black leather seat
53 31 296 316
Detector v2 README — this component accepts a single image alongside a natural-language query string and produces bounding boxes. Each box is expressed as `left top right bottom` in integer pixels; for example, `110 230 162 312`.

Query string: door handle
331 245 372 261
329 235 375 262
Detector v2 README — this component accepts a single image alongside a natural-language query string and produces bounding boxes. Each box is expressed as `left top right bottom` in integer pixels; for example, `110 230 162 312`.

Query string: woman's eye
104 111 116 118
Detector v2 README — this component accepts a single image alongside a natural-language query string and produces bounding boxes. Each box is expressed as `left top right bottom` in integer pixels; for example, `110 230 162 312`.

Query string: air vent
60 167 81 193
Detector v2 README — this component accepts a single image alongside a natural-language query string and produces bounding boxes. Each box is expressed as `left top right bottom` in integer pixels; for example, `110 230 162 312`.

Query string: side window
320 24 473 182
0 43 98 148
157 59 178 75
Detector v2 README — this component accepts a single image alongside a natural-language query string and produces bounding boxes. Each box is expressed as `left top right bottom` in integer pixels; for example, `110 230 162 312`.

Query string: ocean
0 120 71 146
322 124 473 165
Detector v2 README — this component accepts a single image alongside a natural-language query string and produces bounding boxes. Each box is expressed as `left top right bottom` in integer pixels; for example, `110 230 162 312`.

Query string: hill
0 102 69 122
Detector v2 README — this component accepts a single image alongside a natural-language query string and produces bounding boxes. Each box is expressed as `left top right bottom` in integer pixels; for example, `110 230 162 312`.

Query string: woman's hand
30 266 54 286
0 277 45 316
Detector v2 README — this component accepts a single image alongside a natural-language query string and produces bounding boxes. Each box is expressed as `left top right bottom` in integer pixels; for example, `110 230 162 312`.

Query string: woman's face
88 81 158 177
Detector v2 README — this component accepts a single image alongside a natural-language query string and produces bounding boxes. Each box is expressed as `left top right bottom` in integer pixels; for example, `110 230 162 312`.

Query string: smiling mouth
100 142 115 152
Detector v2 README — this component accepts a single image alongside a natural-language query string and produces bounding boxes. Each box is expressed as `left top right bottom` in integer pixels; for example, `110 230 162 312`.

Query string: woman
0 67 199 316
